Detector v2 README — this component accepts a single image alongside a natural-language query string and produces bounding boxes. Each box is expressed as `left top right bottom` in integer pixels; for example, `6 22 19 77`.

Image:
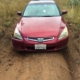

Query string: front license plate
35 44 46 50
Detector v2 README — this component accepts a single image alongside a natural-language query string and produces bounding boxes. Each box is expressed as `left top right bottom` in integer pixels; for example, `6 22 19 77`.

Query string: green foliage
68 0 80 6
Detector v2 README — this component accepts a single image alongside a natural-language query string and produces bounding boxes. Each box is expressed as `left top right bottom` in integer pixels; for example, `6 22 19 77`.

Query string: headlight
14 28 23 40
59 27 68 40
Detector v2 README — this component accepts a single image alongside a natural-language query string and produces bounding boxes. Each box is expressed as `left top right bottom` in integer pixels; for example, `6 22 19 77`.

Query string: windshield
23 3 60 17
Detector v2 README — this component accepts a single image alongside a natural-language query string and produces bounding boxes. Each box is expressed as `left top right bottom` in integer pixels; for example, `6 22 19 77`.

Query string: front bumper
11 36 69 51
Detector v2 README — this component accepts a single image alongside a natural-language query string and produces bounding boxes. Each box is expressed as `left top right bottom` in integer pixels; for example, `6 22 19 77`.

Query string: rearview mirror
61 10 68 15
17 11 22 16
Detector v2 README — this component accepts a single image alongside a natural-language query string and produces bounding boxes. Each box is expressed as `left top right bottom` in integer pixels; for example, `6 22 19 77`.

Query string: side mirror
61 10 68 15
17 11 22 16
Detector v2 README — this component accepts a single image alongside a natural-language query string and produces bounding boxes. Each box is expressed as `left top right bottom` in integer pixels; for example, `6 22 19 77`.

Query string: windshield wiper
23 16 32 17
40 15 56 17
23 15 57 17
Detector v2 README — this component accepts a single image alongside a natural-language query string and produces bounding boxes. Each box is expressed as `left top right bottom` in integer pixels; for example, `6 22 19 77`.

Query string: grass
56 0 80 29
56 0 80 22
0 0 29 32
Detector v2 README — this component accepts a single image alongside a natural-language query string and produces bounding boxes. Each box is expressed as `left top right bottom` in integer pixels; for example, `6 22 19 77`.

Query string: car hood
20 17 62 37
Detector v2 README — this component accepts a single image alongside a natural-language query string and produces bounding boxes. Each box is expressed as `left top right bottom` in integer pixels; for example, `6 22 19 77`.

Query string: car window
23 3 60 17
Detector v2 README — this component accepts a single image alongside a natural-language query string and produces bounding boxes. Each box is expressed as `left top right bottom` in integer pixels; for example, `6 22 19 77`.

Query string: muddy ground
0 23 79 80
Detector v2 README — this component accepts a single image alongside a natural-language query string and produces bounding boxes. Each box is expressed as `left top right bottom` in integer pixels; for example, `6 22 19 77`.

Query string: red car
12 0 69 51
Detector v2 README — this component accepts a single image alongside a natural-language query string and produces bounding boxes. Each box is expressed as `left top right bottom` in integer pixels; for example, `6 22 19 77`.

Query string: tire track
14 52 72 80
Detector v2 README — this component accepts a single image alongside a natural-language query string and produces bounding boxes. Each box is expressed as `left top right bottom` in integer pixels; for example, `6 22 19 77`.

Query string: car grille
27 37 54 42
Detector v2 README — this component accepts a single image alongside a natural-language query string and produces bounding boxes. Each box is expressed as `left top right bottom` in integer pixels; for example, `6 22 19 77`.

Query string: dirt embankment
62 23 80 80
0 23 79 80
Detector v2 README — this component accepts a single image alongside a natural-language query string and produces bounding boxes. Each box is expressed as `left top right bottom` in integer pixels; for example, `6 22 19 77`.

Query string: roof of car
29 0 55 4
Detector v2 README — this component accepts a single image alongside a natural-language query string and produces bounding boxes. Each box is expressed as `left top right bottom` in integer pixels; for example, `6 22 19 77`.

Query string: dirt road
0 48 72 80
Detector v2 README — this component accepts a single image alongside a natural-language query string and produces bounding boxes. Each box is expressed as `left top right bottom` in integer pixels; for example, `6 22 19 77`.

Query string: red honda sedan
12 0 69 51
